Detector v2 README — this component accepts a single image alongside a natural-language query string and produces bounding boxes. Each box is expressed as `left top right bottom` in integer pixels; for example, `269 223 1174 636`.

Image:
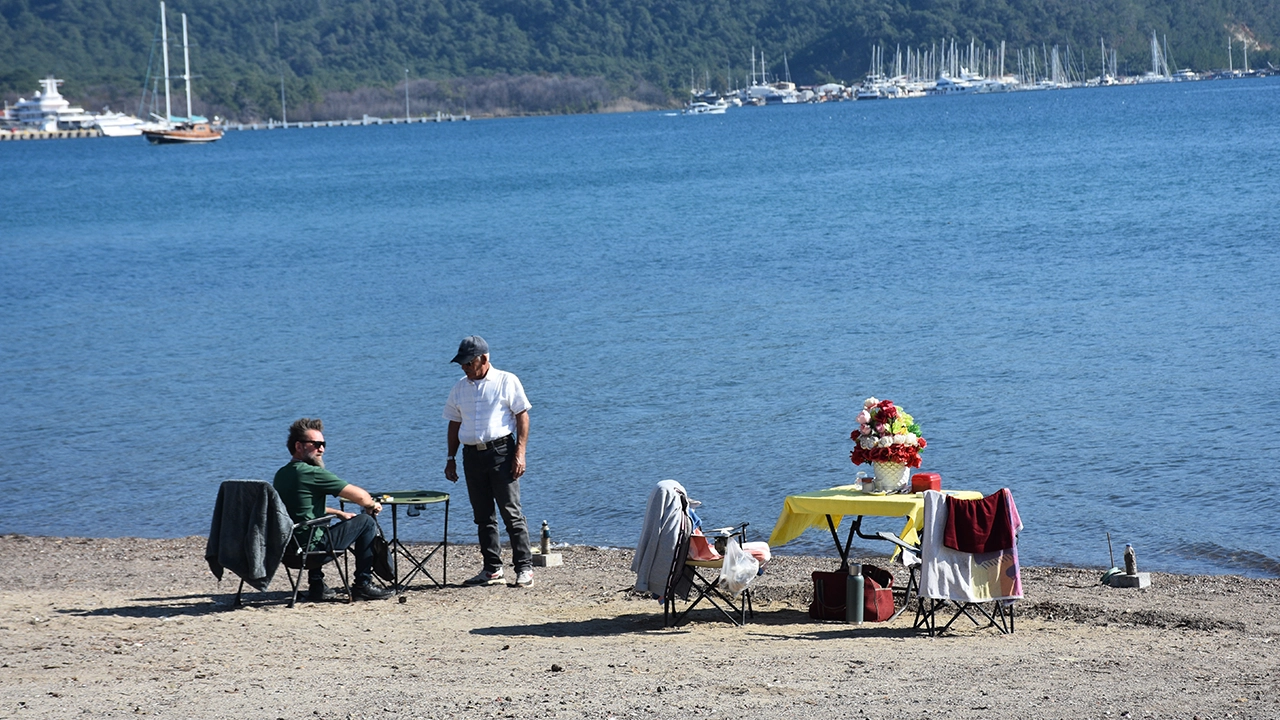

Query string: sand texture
1 534 1277 719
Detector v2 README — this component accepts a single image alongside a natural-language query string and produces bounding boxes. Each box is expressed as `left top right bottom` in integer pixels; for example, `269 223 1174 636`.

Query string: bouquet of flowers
850 397 926 468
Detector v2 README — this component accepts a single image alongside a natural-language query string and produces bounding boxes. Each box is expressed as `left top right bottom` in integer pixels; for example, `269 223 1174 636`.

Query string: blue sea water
2 78 1278 577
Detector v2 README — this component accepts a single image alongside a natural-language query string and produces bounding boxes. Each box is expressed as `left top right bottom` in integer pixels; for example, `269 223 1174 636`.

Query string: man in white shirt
443 336 534 587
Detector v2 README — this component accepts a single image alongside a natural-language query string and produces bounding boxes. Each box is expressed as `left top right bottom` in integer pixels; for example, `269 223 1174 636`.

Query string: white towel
919 489 1024 602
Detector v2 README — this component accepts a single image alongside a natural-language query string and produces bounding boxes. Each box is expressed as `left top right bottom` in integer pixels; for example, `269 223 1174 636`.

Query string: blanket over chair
205 479 294 591
631 479 692 598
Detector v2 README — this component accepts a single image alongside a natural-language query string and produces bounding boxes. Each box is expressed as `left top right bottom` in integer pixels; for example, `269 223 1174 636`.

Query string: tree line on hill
2 0 1276 121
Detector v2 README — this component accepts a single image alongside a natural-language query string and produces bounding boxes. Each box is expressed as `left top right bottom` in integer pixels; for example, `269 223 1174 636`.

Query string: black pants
308 513 376 585
462 436 532 573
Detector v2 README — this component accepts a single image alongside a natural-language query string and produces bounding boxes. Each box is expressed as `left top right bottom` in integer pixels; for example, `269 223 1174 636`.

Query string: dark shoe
462 568 505 586
308 583 337 602
352 581 394 601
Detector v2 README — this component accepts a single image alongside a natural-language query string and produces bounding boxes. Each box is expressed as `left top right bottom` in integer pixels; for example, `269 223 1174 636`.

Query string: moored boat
143 121 222 143
143 2 222 144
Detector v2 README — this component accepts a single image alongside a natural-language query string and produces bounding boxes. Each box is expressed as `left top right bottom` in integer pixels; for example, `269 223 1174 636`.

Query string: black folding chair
663 523 756 627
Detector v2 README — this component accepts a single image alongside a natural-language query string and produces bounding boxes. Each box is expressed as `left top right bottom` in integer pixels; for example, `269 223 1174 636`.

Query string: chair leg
892 565 919 622
235 579 245 607
286 562 304 609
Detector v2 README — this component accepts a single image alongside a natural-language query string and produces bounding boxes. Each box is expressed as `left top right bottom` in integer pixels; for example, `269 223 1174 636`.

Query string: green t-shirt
273 461 348 544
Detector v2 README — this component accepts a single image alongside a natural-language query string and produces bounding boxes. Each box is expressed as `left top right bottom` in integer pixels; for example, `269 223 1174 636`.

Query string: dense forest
2 0 1277 120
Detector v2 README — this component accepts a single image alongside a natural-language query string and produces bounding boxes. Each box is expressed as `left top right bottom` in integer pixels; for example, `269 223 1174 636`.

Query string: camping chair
205 479 352 608
277 515 354 608
877 488 1022 635
663 523 758 627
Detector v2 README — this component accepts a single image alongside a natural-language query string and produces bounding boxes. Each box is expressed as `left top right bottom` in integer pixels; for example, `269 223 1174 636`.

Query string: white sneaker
511 569 533 587
462 568 504 586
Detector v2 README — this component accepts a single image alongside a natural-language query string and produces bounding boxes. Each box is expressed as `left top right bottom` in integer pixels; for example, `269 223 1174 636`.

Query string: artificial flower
848 397 926 468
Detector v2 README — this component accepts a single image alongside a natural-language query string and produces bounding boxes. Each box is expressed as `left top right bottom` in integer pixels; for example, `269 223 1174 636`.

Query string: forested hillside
2 0 1277 120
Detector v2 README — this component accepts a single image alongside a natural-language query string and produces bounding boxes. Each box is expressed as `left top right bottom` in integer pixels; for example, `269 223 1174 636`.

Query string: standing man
443 336 534 588
274 418 394 601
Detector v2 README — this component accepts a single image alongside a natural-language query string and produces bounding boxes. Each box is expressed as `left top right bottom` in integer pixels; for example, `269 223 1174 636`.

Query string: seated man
273 417 394 601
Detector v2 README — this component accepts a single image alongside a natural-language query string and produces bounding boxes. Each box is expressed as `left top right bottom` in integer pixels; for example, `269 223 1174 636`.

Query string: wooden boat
144 121 221 144
144 2 222 144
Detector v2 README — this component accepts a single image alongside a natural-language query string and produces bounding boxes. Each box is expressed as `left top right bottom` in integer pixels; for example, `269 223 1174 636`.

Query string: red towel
943 489 1015 554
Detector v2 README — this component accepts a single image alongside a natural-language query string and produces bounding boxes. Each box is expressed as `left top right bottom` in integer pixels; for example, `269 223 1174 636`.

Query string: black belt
464 434 512 451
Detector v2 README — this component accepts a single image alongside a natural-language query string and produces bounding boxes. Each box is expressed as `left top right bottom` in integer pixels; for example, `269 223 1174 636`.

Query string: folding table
345 490 449 590
769 485 982 619
768 485 983 571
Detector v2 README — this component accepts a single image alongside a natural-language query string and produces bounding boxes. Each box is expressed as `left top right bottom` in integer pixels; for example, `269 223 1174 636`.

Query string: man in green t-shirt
273 418 393 602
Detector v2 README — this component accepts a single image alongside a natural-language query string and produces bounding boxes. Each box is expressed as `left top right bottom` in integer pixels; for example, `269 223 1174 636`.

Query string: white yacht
9 77 97 131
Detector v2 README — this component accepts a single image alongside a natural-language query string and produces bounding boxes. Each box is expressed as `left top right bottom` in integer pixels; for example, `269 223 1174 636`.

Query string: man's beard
302 452 324 468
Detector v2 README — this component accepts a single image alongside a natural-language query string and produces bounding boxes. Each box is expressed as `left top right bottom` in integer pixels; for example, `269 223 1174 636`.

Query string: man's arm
445 420 461 482
336 484 382 515
512 410 529 480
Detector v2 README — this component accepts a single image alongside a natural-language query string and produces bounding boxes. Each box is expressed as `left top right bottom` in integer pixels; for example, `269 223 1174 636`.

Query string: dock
0 128 105 141
1 112 471 141
225 112 471 131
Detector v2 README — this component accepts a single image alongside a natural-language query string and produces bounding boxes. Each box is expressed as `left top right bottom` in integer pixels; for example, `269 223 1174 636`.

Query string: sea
3 78 1278 578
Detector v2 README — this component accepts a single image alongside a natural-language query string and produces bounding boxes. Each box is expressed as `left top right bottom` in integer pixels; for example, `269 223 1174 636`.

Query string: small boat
94 111 147 137
683 99 729 115
143 2 222 145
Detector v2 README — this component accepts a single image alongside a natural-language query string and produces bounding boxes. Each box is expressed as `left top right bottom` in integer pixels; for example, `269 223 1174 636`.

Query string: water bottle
1123 544 1137 575
540 520 551 555
845 564 864 624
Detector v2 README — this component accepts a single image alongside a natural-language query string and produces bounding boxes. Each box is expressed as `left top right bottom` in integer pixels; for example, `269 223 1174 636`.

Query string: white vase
871 461 909 493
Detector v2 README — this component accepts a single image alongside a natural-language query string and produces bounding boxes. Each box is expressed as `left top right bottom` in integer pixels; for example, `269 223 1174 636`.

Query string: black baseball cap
451 335 489 365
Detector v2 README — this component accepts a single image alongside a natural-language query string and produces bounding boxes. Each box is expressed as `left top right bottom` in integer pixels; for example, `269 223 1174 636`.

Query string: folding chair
205 480 352 608
878 488 1022 635
276 516 354 608
663 523 757 627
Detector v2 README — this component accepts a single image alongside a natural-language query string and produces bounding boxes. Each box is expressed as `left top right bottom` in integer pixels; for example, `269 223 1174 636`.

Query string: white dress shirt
443 367 531 445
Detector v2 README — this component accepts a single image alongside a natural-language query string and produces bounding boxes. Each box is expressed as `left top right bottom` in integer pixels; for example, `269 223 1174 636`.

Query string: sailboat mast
161 1 172 122
182 13 193 120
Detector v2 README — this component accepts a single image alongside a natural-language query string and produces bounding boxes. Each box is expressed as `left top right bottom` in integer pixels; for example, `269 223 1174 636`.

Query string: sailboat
143 2 222 144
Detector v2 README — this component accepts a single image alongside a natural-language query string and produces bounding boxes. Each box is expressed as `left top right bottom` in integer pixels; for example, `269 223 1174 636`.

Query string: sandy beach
1 534 1276 719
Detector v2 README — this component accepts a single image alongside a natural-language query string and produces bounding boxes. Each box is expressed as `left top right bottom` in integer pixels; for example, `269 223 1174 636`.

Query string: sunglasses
303 440 326 449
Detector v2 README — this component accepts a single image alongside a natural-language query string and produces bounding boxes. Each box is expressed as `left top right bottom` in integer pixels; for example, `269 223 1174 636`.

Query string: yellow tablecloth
768 485 984 550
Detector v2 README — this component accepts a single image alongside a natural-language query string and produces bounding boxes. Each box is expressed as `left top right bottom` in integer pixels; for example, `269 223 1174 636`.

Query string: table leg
390 504 401 590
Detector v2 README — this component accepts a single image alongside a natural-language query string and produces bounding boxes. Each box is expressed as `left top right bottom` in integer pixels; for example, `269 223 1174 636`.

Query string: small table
347 490 449 590
769 485 983 570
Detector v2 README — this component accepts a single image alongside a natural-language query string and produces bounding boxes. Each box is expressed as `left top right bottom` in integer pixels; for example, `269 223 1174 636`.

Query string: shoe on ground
511 569 533 588
308 583 337 602
462 568 505 586
352 581 394 601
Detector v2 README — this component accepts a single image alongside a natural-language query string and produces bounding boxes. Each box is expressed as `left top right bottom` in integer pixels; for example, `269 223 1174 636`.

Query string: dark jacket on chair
205 480 294 591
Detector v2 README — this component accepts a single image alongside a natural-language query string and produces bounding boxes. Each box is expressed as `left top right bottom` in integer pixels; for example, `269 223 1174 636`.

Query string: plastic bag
717 537 760 597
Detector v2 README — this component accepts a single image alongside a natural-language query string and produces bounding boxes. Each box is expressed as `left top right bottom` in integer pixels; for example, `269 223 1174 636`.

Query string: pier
224 111 471 131
0 128 104 141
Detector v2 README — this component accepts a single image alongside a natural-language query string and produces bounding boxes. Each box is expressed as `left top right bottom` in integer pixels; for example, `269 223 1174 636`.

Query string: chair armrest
296 516 335 530
875 531 918 554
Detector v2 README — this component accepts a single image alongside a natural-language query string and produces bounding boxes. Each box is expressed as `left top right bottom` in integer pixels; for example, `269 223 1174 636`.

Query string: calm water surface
3 78 1278 577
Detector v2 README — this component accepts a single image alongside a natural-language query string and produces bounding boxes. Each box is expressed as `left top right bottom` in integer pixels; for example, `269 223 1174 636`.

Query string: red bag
809 565 896 622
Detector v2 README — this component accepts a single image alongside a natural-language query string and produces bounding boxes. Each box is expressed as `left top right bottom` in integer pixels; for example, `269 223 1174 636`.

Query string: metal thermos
1123 544 1137 575
845 564 864 624
540 520 551 555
